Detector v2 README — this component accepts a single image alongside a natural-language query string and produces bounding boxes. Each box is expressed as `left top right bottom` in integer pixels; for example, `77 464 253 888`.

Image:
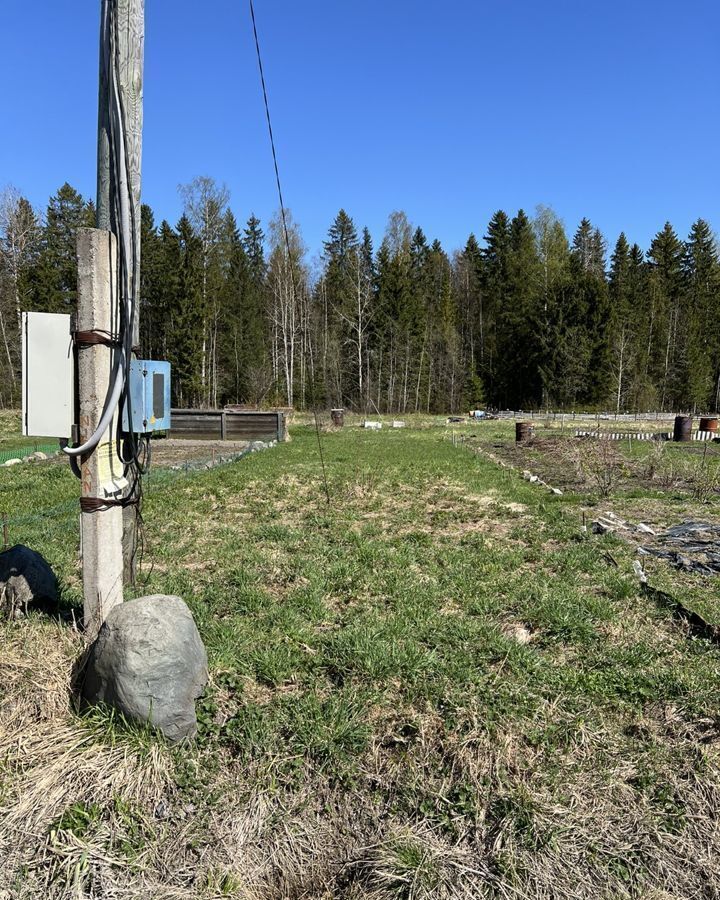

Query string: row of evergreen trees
1 178 718 413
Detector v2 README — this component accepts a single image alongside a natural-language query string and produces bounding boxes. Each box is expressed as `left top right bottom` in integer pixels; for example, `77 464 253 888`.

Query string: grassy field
2 418 720 898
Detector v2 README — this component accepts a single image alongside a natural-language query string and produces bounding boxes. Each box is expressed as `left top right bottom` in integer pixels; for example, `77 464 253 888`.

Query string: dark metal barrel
516 422 534 443
331 408 345 427
673 415 693 442
699 417 718 434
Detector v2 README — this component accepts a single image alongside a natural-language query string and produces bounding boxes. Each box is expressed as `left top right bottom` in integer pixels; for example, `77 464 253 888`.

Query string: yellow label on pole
97 439 128 496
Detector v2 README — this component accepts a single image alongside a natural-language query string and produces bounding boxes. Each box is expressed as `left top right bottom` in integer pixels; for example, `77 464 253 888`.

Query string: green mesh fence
1 443 259 552
0 441 61 465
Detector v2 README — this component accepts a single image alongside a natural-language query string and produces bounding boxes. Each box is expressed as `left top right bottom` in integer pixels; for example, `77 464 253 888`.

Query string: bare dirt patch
150 438 250 467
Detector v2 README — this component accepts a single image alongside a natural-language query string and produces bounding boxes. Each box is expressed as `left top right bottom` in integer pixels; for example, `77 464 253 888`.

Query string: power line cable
248 0 294 275
249 0 331 505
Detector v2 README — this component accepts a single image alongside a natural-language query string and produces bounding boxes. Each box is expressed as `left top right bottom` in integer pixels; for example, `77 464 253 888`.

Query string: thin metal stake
313 409 331 505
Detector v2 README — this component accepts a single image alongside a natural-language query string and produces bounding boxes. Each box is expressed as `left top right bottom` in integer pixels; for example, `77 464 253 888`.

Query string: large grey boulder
0 544 58 615
82 595 208 742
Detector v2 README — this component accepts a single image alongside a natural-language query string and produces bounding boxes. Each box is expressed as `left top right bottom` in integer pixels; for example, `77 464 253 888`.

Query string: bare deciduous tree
0 187 40 404
267 210 306 408
179 176 230 407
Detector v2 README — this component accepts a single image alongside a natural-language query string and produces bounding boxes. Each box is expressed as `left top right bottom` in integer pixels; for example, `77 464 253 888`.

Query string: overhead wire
248 0 294 280
249 0 331 505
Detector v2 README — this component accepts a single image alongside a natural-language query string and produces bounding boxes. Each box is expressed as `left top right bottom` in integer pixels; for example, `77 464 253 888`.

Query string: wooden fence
169 409 286 443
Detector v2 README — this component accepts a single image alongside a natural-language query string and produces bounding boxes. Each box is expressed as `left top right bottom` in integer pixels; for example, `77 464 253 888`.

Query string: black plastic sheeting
639 522 720 576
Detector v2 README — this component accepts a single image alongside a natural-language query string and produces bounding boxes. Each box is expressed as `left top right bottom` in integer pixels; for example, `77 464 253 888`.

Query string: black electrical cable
249 0 293 277
108 0 147 581
111 1 140 467
249 0 331 505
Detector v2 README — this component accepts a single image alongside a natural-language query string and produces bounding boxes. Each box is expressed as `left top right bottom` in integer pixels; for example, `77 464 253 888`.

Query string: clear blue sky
2 1 718 257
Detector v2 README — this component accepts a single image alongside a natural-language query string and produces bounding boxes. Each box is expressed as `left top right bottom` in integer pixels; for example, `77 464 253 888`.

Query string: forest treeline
1 177 718 414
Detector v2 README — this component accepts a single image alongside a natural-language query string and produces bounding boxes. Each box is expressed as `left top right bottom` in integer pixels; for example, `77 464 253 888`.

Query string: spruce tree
407 227 429 342
488 210 542 408
569 218 611 405
572 218 595 273
139 204 165 360
458 233 484 390
683 219 720 410
323 209 358 265
215 210 256 403
242 215 266 282
648 222 685 408
321 210 359 404
29 183 90 313
533 207 574 408
621 243 657 410
172 215 204 406
360 227 375 282
239 215 270 402
481 210 511 401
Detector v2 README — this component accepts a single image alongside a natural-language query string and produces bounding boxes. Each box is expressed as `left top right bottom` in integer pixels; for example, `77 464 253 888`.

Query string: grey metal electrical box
122 359 171 433
22 312 73 438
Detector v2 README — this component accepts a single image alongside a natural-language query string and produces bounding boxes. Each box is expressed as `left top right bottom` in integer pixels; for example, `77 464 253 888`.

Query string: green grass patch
4 419 720 897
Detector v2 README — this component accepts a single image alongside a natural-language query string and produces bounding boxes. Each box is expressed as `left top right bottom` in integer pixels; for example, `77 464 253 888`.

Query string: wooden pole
97 0 145 586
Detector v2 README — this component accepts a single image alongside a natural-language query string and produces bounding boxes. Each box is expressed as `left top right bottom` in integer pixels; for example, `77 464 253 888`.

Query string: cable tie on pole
74 329 123 349
80 495 139 513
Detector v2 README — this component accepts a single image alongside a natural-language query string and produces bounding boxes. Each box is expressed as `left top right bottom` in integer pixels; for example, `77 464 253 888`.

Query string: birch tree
179 176 230 407
0 187 40 403
267 210 306 407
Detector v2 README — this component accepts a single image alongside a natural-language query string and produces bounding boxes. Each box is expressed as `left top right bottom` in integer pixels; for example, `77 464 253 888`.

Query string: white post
77 228 125 638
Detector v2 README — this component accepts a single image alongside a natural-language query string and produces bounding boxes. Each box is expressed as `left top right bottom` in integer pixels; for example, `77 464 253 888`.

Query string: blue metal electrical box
122 360 171 433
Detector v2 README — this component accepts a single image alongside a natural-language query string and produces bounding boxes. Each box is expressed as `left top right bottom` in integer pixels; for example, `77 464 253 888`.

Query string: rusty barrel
699 416 718 434
330 408 345 427
673 415 693 443
515 422 534 443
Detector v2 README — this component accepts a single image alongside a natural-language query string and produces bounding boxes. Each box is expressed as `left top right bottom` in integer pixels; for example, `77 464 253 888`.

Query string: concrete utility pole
74 0 144 634
77 229 125 638
96 0 145 585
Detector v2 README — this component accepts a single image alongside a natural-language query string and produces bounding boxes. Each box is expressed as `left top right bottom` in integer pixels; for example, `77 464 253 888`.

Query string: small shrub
576 440 627 498
643 441 666 481
690 450 720 502
657 457 681 490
